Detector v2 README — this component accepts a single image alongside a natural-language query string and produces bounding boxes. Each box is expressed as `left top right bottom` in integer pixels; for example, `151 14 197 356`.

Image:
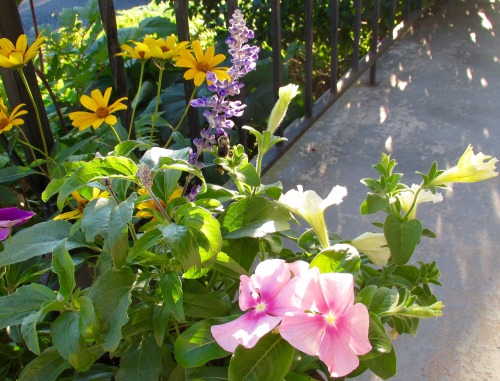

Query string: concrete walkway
263 0 499 380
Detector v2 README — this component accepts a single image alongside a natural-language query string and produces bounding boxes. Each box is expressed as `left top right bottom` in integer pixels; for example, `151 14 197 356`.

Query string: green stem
150 62 165 146
206 271 219 291
402 184 424 220
17 68 50 163
105 179 137 242
108 124 122 144
258 239 267 261
129 60 146 140
163 86 198 148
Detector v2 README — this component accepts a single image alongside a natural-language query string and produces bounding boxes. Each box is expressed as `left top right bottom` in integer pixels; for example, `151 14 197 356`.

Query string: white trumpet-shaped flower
350 232 391 267
279 185 347 248
397 184 443 219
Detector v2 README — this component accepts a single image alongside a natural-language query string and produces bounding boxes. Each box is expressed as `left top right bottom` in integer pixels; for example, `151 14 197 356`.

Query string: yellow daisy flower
54 188 110 221
116 42 151 61
136 36 189 61
135 187 183 221
174 40 229 86
68 87 128 131
0 33 46 69
0 98 27 134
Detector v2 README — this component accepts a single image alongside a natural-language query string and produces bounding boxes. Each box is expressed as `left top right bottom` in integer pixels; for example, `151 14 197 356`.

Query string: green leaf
310 245 360 274
81 197 116 241
174 320 229 368
178 206 222 278
360 313 393 360
57 156 138 209
51 239 76 299
183 282 229 319
162 223 201 276
0 165 41 184
115 334 161 381
362 347 397 380
21 309 44 355
127 228 163 262
221 237 260 271
78 296 101 340
229 163 260 187
228 333 294 381
72 363 118 381
213 252 249 279
0 220 92 267
360 193 389 214
367 287 400 316
156 156 207 194
160 272 185 323
106 193 137 268
113 140 149 157
0 284 55 330
152 304 170 347
87 267 136 352
220 197 290 239
187 366 228 380
18 347 70 381
51 311 97 371
384 215 423 265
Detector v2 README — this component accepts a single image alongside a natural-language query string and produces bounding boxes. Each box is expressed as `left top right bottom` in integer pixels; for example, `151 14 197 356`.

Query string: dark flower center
96 107 109 118
0 118 8 129
197 62 210 72
161 46 170 52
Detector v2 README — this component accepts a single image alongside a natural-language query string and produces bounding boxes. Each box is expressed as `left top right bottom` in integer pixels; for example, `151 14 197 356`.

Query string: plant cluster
0 4 498 381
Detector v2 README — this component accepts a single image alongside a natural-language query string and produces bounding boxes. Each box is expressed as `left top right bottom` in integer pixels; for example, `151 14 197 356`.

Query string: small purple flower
190 9 259 154
0 207 36 241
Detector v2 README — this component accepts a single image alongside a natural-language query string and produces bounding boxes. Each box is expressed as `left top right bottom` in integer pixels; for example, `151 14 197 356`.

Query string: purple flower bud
0 207 36 241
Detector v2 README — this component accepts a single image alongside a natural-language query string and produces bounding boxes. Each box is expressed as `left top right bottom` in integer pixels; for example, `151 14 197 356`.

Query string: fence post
304 0 314 118
369 0 380 86
329 0 339 95
271 0 283 136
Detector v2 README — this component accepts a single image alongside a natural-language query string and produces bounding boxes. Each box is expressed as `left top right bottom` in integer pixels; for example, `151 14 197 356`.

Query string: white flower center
325 312 336 326
255 302 266 313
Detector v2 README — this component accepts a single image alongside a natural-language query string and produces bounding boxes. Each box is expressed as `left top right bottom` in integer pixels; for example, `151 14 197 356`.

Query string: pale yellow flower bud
430 145 498 186
267 84 300 134
350 232 391 267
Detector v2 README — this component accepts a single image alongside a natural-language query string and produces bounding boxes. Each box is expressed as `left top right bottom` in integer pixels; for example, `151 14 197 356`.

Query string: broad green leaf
72 363 118 381
384 215 422 265
310 245 360 274
78 296 101 340
51 239 76 299
359 313 393 360
0 284 55 330
152 304 170 347
161 223 200 276
187 366 228 380
0 220 92 267
367 287 400 316
81 197 116 241
113 140 149 157
221 237 260 271
53 136 94 163
106 193 137 268
127 228 163 262
157 156 207 194
167 365 186 381
220 197 290 239
284 372 316 381
18 347 70 381
360 193 389 215
178 206 222 278
0 165 41 184
115 334 161 381
228 163 260 187
57 156 138 209
160 272 185 323
174 320 229 368
21 309 44 355
51 311 97 371
228 333 294 381
362 347 397 380
183 282 229 319
213 252 249 279
87 267 136 352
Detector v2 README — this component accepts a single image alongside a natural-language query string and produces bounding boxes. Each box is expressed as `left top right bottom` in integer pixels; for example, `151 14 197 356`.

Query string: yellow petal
15 34 28 54
80 94 98 112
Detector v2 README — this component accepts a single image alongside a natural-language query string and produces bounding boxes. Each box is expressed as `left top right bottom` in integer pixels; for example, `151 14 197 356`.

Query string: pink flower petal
279 312 325 356
338 303 372 355
319 324 360 378
319 272 354 316
211 310 282 353
238 274 259 311
0 227 9 241
253 259 290 302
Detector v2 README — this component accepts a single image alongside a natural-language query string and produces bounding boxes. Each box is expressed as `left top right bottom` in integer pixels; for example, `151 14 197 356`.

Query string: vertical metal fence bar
304 0 314 118
173 0 200 151
329 0 339 94
369 0 380 85
271 0 284 136
352 0 362 72
389 0 398 41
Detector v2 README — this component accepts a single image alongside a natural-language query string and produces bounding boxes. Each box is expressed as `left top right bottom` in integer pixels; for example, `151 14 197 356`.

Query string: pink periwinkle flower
279 268 372 378
0 207 36 241
211 259 308 352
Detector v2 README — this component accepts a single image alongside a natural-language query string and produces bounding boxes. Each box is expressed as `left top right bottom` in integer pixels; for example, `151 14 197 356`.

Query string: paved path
264 0 500 380
19 0 149 28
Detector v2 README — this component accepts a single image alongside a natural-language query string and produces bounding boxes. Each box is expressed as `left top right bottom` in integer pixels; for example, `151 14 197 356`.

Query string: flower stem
402 184 424 220
108 124 122 144
150 62 165 146
17 68 50 163
15 129 49 177
129 60 146 140
163 86 198 148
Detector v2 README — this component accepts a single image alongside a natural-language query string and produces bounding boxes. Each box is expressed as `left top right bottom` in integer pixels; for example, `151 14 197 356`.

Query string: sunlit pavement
264 0 500 380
